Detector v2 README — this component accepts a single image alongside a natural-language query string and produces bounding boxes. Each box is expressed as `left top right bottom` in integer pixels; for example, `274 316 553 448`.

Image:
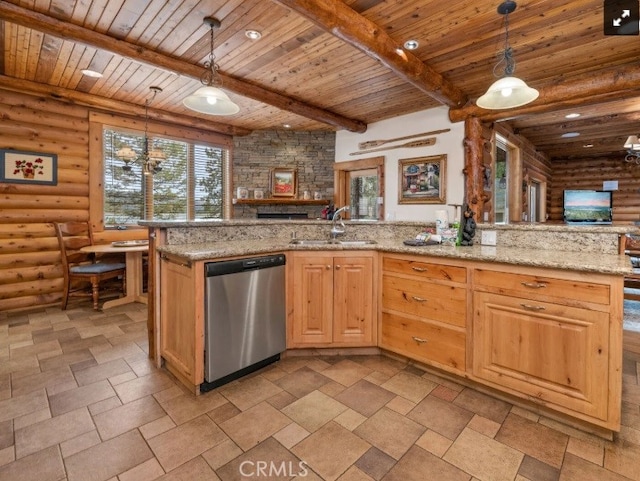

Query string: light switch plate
481 230 497 246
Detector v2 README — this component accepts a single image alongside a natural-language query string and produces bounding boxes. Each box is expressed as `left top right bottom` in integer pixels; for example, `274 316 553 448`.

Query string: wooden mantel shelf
234 198 328 205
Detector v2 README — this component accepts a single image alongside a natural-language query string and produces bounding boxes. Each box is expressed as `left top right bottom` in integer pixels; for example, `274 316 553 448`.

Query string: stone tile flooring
0 302 639 481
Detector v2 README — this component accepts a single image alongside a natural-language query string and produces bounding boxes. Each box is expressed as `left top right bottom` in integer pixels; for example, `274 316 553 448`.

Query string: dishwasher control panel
205 253 286 277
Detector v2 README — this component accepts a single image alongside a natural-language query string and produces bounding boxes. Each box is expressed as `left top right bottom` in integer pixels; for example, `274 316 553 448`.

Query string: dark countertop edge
156 240 632 275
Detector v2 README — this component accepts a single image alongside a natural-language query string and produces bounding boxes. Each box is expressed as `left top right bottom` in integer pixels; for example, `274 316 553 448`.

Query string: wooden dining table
80 242 148 309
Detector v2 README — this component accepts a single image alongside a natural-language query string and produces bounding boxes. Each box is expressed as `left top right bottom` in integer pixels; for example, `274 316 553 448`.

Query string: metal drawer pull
520 303 546 311
412 336 428 344
521 282 546 289
412 266 428 272
411 296 427 302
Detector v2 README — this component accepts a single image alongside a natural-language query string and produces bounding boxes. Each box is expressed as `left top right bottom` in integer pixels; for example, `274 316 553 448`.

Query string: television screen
563 190 613 224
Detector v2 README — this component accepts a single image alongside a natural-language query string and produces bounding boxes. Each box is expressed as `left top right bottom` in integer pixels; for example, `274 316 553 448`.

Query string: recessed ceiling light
583 143 594 148
404 40 419 50
81 69 103 78
245 30 262 40
283 124 291 129
561 132 580 138
565 113 581 119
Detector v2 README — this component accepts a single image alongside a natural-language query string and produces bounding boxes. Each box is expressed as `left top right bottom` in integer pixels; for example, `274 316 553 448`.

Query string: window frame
89 112 233 232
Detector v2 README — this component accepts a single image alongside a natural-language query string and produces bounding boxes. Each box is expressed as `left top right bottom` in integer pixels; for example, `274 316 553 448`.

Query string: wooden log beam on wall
463 117 485 215
0 1 367 133
272 0 467 108
449 65 640 122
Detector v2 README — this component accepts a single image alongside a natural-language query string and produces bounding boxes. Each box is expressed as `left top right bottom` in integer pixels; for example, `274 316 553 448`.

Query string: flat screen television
563 190 613 224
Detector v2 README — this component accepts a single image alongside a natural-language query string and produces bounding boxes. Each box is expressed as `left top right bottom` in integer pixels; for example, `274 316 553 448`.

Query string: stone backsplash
147 220 631 255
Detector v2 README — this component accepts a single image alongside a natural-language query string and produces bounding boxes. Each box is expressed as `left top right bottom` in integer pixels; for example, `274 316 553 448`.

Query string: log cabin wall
0 90 92 311
549 157 640 223
1 89 143 312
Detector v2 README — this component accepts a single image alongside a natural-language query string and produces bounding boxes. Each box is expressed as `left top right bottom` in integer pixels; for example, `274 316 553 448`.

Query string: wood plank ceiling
0 0 639 160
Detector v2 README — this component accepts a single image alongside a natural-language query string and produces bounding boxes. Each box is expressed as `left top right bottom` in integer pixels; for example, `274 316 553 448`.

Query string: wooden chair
54 221 126 310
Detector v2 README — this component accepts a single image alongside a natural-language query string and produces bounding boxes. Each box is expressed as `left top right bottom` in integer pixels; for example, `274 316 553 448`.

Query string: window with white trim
103 128 229 225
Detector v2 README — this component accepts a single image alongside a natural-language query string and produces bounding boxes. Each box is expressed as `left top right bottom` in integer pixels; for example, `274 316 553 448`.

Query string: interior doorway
334 156 385 220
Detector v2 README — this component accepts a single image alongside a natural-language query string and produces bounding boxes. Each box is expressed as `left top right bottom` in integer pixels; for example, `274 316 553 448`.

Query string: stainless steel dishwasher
203 254 286 391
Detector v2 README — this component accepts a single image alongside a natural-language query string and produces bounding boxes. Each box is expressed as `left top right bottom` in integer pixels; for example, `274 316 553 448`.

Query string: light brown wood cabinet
287 251 377 347
472 265 623 431
379 254 468 374
159 254 204 392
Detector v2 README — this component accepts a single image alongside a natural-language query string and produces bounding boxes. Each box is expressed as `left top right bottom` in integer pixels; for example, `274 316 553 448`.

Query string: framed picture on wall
0 149 58 185
271 168 297 197
398 154 446 204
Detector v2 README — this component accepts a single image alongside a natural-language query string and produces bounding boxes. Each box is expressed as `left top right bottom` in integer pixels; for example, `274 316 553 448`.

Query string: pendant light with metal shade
183 17 239 116
476 1 539 110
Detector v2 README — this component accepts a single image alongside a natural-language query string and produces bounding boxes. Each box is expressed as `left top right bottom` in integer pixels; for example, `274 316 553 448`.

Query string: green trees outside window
103 129 227 225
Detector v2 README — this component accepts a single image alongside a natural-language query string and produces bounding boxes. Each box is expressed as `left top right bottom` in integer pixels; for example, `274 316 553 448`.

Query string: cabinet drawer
381 312 465 372
382 274 466 327
473 268 610 306
383 256 466 283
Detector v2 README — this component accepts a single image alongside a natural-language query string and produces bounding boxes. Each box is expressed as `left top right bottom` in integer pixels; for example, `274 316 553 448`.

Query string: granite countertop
140 219 639 234
157 239 632 275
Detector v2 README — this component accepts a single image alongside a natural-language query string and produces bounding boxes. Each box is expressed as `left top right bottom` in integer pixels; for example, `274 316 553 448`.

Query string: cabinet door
290 254 334 345
333 256 374 345
160 258 203 385
473 291 610 421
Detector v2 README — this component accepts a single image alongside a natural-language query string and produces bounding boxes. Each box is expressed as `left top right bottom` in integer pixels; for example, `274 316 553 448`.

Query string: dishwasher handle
205 253 286 277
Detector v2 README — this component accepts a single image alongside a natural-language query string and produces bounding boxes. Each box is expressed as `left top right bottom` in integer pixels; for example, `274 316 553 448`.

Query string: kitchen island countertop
157 239 632 275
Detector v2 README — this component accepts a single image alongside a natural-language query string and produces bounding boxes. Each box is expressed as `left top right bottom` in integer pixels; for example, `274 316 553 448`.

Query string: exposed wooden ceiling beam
0 74 251 137
449 65 640 122
272 0 468 108
514 110 640 139
0 1 367 133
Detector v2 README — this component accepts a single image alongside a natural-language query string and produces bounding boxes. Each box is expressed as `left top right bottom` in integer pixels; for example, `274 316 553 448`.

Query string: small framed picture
0 149 58 185
271 168 297 197
398 154 446 204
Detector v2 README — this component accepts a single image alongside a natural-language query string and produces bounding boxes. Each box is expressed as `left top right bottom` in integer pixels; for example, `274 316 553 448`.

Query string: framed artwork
0 149 58 185
398 154 446 204
271 168 297 197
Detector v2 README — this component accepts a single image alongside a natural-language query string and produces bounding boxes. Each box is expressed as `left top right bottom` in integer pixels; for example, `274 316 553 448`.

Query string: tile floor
0 301 639 481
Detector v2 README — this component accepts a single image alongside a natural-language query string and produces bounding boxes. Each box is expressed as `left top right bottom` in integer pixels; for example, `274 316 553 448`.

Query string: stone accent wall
232 130 336 219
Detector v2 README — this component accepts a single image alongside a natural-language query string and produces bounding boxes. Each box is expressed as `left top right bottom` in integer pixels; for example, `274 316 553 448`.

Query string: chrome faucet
330 205 349 239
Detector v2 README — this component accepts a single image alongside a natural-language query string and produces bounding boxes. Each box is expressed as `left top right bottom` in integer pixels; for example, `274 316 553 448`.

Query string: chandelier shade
476 76 539 109
183 86 240 115
476 1 538 110
183 16 239 116
624 135 640 150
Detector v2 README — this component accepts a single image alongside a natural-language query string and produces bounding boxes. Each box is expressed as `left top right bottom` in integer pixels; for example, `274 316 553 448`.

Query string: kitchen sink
289 239 333 245
289 239 377 246
337 240 377 246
